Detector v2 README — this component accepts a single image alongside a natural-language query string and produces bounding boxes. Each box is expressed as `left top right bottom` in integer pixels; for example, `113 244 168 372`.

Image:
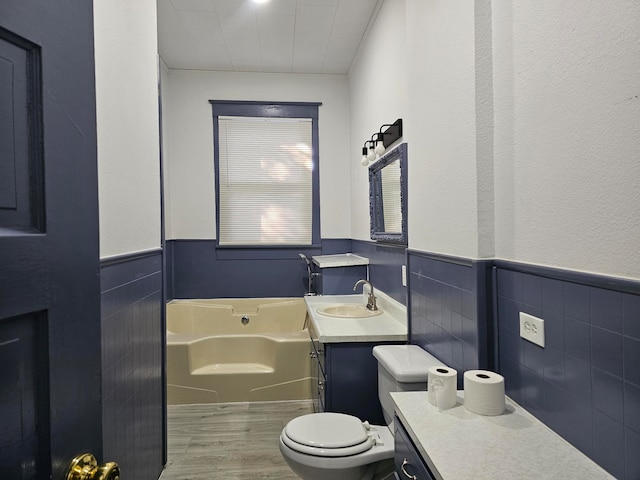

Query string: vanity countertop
311 253 369 268
391 391 613 480
304 293 407 343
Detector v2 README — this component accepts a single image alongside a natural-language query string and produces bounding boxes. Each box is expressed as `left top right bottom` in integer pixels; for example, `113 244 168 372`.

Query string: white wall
351 0 488 258
492 1 640 279
351 0 639 279
94 0 161 258
162 70 351 240
349 0 407 241
404 1 486 258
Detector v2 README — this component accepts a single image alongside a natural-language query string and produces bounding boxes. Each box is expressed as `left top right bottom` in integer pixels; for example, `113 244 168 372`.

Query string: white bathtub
166 298 311 404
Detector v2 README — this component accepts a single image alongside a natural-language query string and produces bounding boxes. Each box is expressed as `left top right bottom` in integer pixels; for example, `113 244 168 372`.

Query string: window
211 101 320 248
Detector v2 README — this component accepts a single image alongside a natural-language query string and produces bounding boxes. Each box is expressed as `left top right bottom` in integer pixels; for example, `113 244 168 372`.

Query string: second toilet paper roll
427 366 457 411
463 370 505 416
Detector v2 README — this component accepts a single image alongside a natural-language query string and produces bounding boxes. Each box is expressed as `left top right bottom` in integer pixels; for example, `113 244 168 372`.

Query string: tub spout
353 279 378 311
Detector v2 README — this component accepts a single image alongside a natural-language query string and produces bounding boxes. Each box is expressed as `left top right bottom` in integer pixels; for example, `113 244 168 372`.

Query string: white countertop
391 391 613 480
311 253 369 268
305 292 407 343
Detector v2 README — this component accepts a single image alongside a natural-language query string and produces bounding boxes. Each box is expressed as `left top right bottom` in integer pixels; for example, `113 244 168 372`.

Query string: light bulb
375 139 385 155
367 147 376 162
361 146 369 166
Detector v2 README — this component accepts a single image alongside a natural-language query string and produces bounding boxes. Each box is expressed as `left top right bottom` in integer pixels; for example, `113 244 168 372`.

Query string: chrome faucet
299 253 319 296
353 279 378 311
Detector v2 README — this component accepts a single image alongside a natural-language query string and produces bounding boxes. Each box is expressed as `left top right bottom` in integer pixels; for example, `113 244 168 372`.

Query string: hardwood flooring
159 400 312 479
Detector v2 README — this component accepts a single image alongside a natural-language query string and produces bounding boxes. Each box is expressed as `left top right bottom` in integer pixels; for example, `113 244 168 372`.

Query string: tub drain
241 315 250 325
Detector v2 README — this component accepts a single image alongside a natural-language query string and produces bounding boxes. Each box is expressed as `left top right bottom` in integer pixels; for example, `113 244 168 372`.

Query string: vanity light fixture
360 119 403 166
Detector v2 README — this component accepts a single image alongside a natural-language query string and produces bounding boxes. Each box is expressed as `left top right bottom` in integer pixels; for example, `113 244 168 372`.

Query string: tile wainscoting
406 250 640 480
495 262 640 480
351 239 408 305
166 238 406 301
101 250 165 480
407 250 492 384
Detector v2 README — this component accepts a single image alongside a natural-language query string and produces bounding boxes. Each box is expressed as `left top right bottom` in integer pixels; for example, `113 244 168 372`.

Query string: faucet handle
366 292 378 311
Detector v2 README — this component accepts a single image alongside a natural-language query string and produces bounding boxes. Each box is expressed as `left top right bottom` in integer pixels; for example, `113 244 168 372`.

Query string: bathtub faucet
299 253 319 296
353 279 378 311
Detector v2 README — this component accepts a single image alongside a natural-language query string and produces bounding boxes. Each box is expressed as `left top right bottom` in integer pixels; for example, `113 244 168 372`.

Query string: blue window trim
210 101 322 259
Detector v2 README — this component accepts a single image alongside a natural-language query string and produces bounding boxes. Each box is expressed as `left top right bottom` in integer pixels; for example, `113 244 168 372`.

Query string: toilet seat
282 413 374 457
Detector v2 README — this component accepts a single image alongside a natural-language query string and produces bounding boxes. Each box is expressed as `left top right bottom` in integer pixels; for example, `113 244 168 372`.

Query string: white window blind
218 116 313 246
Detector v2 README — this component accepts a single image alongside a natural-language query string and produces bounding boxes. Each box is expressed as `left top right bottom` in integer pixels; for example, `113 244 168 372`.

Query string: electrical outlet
401 265 407 287
519 312 545 347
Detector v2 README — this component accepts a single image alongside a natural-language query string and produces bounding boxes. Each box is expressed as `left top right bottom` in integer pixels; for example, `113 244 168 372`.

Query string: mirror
369 143 407 244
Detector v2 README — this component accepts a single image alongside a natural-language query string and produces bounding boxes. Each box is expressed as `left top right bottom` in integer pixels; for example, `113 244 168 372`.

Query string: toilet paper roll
427 366 457 411
463 370 505 416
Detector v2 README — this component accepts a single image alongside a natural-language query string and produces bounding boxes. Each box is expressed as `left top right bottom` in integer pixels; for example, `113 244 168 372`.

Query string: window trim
210 101 322 253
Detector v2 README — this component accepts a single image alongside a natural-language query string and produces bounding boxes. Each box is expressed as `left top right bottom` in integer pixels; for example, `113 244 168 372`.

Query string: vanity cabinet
394 416 435 480
309 321 401 425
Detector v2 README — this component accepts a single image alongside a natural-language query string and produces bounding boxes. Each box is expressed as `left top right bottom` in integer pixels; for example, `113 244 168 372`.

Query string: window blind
217 116 313 245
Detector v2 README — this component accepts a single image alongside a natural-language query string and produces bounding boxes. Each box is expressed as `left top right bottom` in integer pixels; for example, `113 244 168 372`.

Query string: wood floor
159 400 313 479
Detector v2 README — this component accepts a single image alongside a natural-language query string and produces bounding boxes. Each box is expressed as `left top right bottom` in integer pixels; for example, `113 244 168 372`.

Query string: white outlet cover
401 265 407 287
519 312 545 348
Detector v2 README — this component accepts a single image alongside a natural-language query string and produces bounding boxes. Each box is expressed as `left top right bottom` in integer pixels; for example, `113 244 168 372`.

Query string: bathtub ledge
311 253 369 268
192 363 275 375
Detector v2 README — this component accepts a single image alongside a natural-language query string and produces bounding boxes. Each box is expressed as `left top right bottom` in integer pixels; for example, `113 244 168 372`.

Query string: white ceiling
157 0 382 74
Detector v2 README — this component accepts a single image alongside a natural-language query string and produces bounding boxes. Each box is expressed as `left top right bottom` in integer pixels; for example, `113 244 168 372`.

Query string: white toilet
279 344 444 480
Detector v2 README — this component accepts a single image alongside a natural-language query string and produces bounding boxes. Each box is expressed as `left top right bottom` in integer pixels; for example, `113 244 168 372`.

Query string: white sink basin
316 304 383 318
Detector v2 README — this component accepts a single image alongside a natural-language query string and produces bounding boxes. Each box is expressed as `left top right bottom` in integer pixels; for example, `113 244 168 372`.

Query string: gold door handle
66 453 120 480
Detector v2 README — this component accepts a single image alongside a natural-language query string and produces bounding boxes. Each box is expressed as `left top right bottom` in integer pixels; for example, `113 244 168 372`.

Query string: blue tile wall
351 240 407 305
320 238 353 255
496 265 640 480
169 239 324 299
316 264 368 295
165 240 174 301
101 251 164 480
406 250 492 387
167 238 407 301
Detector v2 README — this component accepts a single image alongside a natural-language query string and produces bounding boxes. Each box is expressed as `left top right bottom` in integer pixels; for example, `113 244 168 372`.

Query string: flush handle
66 453 120 480
400 458 418 480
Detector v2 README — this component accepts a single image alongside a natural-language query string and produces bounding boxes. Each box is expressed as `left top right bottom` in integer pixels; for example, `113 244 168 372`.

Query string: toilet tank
372 345 445 426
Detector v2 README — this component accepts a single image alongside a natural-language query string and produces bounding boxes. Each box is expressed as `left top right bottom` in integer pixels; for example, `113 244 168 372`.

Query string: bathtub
166 298 311 405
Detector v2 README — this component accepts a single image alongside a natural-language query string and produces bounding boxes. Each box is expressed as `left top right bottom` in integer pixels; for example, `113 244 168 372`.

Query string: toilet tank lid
373 345 444 382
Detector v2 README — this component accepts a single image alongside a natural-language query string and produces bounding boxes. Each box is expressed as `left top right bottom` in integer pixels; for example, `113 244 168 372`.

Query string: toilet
279 344 444 480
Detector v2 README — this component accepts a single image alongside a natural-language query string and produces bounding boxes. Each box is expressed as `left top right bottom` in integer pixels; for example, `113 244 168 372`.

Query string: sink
316 304 383 318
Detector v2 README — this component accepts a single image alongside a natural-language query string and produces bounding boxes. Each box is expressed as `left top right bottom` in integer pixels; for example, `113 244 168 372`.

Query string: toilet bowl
278 412 394 480
279 345 445 480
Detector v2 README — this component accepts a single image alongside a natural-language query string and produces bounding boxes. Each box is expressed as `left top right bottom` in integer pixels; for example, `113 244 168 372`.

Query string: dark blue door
0 1 102 479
